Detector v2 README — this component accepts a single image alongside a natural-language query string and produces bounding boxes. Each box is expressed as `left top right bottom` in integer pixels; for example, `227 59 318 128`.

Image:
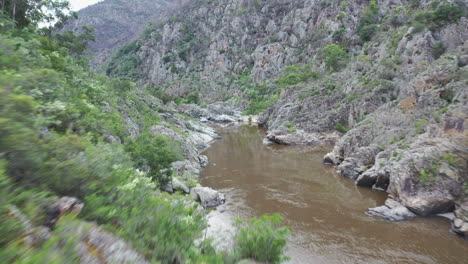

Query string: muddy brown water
200 125 467 264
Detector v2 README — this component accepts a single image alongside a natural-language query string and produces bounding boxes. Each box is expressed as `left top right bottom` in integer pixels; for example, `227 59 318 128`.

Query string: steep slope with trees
63 0 190 66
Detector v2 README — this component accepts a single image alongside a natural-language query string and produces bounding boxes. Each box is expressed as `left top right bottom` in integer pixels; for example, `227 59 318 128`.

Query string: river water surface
200 125 467 264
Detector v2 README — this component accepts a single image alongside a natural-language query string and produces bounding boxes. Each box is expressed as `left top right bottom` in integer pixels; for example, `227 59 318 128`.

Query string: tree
126 132 182 188
357 0 380 42
55 25 95 56
0 0 74 30
322 44 349 72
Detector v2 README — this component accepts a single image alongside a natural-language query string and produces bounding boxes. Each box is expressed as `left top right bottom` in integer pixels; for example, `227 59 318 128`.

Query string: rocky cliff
103 0 468 238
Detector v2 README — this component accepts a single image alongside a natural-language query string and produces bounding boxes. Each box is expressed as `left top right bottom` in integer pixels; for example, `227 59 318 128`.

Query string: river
200 124 467 264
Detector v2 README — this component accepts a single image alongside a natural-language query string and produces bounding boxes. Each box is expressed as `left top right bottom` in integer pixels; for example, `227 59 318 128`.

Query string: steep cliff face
131 0 370 101
104 0 468 237
64 0 189 66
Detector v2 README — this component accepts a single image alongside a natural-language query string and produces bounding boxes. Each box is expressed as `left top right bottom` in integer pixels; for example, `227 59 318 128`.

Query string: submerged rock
366 199 416 222
191 186 226 208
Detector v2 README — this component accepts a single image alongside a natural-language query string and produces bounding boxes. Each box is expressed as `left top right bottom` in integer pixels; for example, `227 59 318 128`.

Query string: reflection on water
201 125 467 264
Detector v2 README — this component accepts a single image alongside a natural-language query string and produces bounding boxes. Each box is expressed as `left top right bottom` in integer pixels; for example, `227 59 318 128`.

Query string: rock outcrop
191 186 226 208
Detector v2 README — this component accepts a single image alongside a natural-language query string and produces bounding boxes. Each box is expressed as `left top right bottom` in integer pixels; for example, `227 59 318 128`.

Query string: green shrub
274 65 320 88
440 88 454 103
243 65 319 115
431 42 446 59
322 44 349 72
332 28 347 44
357 0 380 42
441 153 459 167
415 2 466 30
235 214 290 264
335 122 349 133
414 119 428 134
106 40 142 79
126 132 182 187
358 24 379 42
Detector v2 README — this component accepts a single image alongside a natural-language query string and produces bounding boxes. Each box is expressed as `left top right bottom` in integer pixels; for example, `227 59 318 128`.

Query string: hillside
63 0 189 66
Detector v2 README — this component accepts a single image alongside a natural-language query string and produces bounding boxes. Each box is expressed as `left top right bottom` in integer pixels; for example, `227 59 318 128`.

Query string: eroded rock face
322 55 468 220
191 186 226 208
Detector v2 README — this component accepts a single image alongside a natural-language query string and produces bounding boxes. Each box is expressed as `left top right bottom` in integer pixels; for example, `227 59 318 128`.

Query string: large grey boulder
366 199 416 222
191 186 226 208
172 177 190 194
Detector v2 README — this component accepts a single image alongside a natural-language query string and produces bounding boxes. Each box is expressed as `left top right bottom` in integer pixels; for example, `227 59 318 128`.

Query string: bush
431 42 445 59
415 2 466 30
414 119 428 134
126 132 182 187
335 122 349 133
322 44 349 72
358 24 379 42
274 65 320 88
357 0 380 42
235 214 290 264
106 40 142 79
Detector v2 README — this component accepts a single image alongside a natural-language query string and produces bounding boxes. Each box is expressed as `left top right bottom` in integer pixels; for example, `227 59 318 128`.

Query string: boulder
199 155 209 167
172 178 190 194
209 114 236 123
323 152 336 165
366 199 416 222
44 197 84 229
451 200 468 239
191 186 226 208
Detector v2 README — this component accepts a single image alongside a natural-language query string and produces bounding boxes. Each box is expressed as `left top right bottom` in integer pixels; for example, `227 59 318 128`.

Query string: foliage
414 119 427 134
173 92 201 105
126 132 182 188
335 122 349 133
440 152 459 167
414 1 466 30
0 0 75 30
235 214 290 264
55 25 96 56
242 64 319 115
357 0 379 42
322 44 349 72
106 40 142 79
274 65 320 89
431 42 445 59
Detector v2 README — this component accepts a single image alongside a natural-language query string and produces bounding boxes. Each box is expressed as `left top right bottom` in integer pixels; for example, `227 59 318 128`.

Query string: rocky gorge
1 0 467 263
95 0 468 239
